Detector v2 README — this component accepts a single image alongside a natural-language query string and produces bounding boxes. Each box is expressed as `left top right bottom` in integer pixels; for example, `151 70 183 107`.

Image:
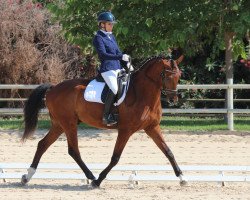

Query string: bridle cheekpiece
160 59 179 96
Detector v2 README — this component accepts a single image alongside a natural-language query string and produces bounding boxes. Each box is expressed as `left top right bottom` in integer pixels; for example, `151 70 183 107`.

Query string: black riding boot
103 90 117 126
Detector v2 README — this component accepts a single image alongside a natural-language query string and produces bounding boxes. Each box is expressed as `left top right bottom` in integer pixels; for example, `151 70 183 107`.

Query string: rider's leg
103 89 117 125
101 69 119 126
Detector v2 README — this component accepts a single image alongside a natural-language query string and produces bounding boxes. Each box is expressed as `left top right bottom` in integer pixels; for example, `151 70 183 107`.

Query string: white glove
122 54 130 62
127 62 134 71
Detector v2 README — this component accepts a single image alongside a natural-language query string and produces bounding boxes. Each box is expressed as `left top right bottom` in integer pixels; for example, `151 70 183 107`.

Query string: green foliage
47 0 111 54
47 0 250 60
45 0 250 109
233 39 247 60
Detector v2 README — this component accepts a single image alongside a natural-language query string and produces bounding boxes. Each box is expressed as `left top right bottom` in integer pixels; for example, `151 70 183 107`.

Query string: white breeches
101 69 120 95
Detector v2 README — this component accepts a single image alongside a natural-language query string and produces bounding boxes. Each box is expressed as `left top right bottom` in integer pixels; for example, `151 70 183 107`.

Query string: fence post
227 79 234 131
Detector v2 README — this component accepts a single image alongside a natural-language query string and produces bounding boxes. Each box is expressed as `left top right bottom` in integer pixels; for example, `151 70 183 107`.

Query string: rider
93 11 130 126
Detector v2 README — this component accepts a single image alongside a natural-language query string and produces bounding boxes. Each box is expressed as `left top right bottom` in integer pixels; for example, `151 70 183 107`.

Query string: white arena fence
0 163 250 186
0 84 250 130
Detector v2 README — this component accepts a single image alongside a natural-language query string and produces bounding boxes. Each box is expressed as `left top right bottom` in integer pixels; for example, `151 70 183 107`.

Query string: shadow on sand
0 181 100 191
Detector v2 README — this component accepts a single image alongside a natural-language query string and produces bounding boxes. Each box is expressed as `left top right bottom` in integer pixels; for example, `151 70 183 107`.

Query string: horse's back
48 78 89 95
45 79 90 115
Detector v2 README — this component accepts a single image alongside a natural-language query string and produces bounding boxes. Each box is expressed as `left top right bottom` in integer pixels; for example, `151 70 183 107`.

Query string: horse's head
143 55 183 103
160 55 183 102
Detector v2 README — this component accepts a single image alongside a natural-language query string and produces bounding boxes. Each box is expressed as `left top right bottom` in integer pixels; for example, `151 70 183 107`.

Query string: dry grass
0 0 96 107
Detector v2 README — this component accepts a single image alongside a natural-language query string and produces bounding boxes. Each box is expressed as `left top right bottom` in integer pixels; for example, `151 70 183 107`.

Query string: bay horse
21 55 188 187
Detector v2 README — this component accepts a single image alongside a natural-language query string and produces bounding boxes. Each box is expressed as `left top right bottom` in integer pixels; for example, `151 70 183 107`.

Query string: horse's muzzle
162 89 178 104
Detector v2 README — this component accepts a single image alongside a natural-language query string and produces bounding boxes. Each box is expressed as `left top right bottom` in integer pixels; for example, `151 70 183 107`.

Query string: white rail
0 84 249 90
177 84 250 89
0 163 249 185
0 84 250 130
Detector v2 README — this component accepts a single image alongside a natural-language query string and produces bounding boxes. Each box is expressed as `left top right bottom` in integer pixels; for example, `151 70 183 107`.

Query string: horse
21 55 188 187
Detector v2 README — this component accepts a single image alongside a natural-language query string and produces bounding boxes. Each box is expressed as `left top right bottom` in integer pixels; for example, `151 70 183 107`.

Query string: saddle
95 69 129 103
83 69 130 106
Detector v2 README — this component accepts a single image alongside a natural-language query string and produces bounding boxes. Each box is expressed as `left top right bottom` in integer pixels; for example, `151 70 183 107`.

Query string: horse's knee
111 155 120 165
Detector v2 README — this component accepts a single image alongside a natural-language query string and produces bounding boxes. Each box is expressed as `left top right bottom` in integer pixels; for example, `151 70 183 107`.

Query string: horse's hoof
21 174 28 185
180 179 188 186
179 174 188 186
91 180 100 188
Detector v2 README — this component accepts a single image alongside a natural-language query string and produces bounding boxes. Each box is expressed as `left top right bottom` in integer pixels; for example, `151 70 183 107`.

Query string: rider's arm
93 36 123 60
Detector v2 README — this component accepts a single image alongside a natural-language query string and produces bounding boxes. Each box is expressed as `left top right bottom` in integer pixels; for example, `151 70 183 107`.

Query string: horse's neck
133 72 161 106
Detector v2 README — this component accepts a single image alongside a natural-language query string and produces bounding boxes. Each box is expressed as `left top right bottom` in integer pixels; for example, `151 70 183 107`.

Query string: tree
47 0 250 116
48 0 250 59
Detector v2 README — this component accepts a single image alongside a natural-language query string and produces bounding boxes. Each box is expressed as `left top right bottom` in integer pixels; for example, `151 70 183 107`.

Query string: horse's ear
175 55 184 64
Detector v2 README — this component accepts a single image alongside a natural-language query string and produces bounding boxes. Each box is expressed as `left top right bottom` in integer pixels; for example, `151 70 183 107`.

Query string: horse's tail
22 83 53 142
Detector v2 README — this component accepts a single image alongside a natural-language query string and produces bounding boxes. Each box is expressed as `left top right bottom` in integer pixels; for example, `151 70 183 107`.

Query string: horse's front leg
91 130 132 187
145 125 188 186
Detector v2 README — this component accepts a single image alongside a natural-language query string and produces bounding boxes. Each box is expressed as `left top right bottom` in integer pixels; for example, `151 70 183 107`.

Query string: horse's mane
134 55 169 73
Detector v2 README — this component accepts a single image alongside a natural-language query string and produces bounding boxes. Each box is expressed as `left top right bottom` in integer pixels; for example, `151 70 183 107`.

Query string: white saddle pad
84 79 129 106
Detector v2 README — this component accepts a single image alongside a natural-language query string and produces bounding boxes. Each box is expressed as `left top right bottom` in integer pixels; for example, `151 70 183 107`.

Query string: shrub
0 0 96 108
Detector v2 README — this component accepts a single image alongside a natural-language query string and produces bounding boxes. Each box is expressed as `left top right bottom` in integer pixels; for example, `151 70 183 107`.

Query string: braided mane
134 55 168 73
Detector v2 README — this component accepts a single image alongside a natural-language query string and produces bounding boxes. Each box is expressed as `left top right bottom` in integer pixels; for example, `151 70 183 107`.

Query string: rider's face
101 22 114 32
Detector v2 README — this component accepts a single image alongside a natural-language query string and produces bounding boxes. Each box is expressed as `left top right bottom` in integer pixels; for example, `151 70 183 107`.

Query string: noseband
160 59 179 96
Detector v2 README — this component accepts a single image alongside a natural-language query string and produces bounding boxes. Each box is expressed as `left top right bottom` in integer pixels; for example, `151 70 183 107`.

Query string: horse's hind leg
145 125 188 186
64 126 96 180
21 123 63 185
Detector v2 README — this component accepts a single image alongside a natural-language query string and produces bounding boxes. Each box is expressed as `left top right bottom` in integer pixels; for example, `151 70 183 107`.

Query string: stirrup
103 114 117 126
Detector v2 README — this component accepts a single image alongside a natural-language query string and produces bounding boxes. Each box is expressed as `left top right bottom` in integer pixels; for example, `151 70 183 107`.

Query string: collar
100 30 112 36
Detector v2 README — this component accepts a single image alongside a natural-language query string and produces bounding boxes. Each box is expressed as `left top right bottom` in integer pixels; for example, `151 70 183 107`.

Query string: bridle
138 56 181 96
160 59 180 96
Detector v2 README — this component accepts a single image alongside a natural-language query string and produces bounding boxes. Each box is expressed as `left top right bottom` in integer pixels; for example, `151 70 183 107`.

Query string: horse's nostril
167 95 178 105
168 98 176 105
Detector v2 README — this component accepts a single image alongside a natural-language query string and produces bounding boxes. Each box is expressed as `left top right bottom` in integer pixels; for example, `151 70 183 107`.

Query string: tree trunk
224 31 235 131
225 32 235 79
